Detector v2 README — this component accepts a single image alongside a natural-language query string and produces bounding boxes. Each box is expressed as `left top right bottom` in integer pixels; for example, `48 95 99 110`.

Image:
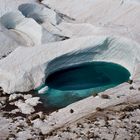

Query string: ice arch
45 62 130 91
0 36 140 93
44 37 140 80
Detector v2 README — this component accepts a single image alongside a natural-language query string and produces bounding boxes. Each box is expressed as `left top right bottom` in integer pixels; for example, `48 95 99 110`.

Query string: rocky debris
129 86 135 90
1 84 140 140
96 107 103 112
100 94 110 99
1 82 140 139
7 134 16 139
92 92 98 97
70 109 74 113
45 102 140 140
28 114 40 121
0 87 50 115
38 112 46 120
127 79 133 84
0 87 51 139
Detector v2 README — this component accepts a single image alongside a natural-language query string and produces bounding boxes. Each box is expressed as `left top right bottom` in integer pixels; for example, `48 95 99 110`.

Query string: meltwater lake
38 62 130 109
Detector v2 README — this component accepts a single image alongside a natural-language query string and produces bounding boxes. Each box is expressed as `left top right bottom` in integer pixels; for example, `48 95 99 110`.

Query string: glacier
0 0 139 94
0 0 140 136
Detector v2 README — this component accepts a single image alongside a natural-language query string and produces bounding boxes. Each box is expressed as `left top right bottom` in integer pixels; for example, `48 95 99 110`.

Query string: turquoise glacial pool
37 62 130 109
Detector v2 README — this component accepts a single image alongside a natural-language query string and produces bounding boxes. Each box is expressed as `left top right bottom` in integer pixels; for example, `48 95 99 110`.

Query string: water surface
38 62 130 108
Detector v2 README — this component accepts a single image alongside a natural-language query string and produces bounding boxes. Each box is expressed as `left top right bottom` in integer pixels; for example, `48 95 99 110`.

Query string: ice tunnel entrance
38 62 130 108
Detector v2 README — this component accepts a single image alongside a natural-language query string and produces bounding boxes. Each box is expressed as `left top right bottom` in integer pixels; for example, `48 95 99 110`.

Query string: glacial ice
0 36 139 93
0 12 24 29
0 24 26 59
0 0 140 95
1 0 140 134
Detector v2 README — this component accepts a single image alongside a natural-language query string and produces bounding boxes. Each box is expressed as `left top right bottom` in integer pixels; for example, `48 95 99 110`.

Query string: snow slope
0 0 36 17
43 0 140 43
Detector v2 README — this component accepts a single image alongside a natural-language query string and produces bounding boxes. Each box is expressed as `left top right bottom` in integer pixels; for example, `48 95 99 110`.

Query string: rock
28 114 40 121
40 114 46 120
127 79 133 84
0 97 8 104
94 121 100 126
26 119 32 126
76 123 84 128
119 113 126 120
92 93 98 97
87 131 95 139
7 134 16 139
138 87 140 91
0 92 2 97
70 109 74 113
0 87 4 94
101 94 110 99
129 86 135 90
96 107 103 112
